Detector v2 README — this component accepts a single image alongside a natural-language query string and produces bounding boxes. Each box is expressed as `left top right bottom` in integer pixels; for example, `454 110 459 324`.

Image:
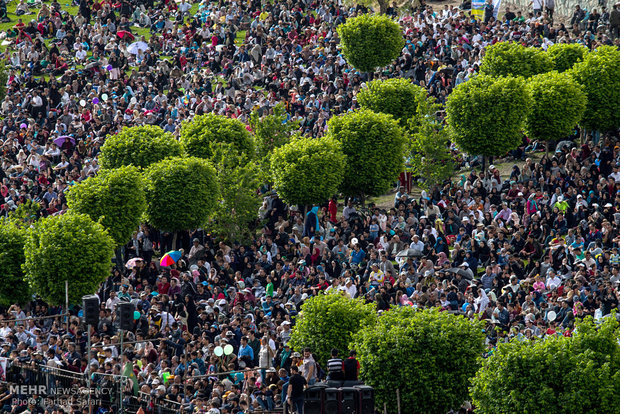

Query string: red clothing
328 200 337 223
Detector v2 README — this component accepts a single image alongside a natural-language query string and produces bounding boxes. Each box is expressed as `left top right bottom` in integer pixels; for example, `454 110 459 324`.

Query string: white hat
218 299 227 306
547 311 557 322
350 237 359 246
281 321 291 326
460 262 470 267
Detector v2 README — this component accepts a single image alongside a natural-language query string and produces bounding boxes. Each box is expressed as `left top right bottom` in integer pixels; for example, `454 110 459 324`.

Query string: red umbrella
116 30 135 41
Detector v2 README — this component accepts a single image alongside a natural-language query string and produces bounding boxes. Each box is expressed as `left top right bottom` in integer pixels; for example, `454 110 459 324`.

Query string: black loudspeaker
355 385 375 414
82 295 100 326
340 387 358 414
117 302 135 331
304 385 326 414
324 387 340 414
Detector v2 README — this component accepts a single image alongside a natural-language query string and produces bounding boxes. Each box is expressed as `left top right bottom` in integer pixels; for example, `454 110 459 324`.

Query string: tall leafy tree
471 317 620 414
144 157 219 232
357 78 427 125
288 292 376 366
99 126 184 169
327 109 405 201
23 213 115 305
547 43 588 72
525 71 586 153
180 114 254 160
480 42 553 78
66 166 146 247
270 136 345 207
407 99 455 190
249 103 300 160
570 45 620 132
0 219 31 305
337 14 404 73
446 75 532 160
209 143 262 243
352 308 485 414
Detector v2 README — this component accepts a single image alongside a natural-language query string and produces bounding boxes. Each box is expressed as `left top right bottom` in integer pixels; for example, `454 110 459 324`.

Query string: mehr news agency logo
10 385 114 407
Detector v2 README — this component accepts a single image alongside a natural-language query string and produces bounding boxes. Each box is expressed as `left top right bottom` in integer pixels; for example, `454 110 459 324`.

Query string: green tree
99 126 184 169
0 219 31 305
144 157 219 232
288 292 376 366
67 166 146 247
407 100 455 190
357 78 427 125
446 75 532 160
209 143 262 243
0 63 8 102
471 317 620 414
8 199 41 225
180 114 254 160
547 43 588 72
23 213 115 305
352 308 485 414
525 71 586 153
480 42 553 78
337 14 404 73
327 109 405 201
249 103 300 160
570 45 620 132
270 136 345 207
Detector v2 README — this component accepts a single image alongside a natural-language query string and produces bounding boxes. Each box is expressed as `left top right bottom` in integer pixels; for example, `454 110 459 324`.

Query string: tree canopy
471 317 620 414
357 78 427 125
144 156 219 232
570 45 620 132
180 114 254 159
446 75 532 157
525 71 586 149
0 219 31 305
99 125 184 169
336 14 404 73
480 42 553 78
67 166 146 246
209 143 262 243
327 109 405 199
288 292 376 366
270 136 345 206
352 308 485 414
547 43 588 72
23 213 115 305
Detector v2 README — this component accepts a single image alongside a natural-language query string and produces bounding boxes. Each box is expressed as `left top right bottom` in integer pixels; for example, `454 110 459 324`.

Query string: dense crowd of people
1 0 620 412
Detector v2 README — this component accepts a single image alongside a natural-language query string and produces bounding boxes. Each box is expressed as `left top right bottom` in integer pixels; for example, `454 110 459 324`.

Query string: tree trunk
481 154 486 174
378 0 388 14
545 140 550 157
172 231 178 251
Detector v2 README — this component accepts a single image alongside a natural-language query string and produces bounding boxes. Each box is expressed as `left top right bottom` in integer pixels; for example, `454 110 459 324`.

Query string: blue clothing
238 344 254 360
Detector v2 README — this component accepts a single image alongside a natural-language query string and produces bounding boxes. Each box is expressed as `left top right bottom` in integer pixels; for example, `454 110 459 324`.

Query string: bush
270 136 345 206
471 317 620 414
180 114 254 159
327 109 405 199
0 219 31 305
480 42 553 78
547 43 588 72
67 166 146 246
525 71 586 149
23 213 115 305
357 78 427 125
337 14 404 73
288 292 376 366
99 126 184 169
352 308 485 414
446 75 532 157
144 157 219 232
570 45 620 132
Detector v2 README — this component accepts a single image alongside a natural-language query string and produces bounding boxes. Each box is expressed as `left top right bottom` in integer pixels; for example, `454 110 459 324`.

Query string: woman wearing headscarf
303 206 319 237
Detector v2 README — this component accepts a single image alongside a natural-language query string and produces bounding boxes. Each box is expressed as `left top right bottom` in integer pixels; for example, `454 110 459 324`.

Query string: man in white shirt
344 278 357 298
546 270 562 290
409 235 425 255
105 291 120 312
